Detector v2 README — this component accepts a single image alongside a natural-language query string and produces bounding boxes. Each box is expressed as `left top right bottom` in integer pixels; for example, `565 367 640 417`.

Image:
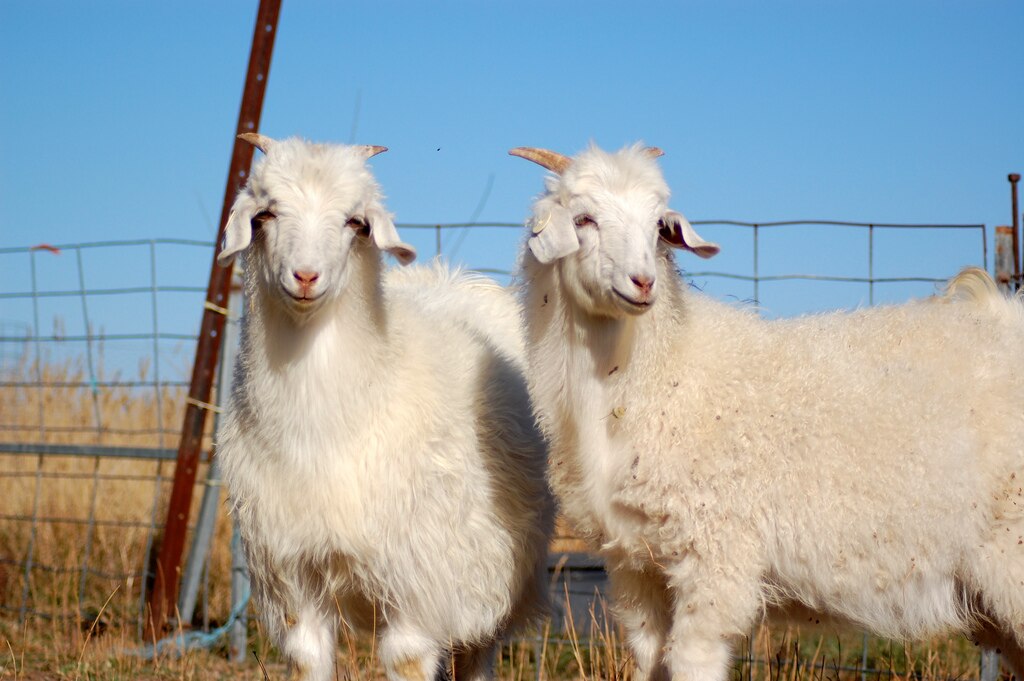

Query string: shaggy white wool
514 143 1024 681
218 136 553 681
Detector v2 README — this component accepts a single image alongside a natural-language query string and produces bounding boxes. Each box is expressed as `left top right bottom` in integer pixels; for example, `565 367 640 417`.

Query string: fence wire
0 220 990 678
401 219 988 313
0 239 222 635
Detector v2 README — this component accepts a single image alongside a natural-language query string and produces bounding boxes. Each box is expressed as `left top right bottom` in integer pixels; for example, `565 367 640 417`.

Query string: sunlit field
0 347 991 680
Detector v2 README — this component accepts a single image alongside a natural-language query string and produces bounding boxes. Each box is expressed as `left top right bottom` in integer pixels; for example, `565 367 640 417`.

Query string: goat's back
386 260 528 365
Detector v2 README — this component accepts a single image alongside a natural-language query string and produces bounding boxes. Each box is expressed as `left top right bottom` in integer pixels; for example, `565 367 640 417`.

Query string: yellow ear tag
532 213 551 235
612 406 627 419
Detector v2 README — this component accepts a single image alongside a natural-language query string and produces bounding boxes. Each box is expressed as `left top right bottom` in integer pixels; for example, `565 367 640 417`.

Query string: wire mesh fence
688 219 988 309
0 239 223 637
0 219 990 677
403 219 988 314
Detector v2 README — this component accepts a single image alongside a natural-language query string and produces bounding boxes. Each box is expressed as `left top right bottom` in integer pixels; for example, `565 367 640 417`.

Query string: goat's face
512 144 718 319
217 136 415 319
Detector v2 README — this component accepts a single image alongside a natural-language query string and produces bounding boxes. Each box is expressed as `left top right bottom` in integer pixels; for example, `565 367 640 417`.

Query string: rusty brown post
146 0 281 640
996 226 1015 294
1011 173 1021 288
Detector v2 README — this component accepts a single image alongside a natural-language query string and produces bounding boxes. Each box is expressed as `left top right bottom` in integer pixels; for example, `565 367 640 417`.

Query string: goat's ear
217 195 255 266
365 206 416 266
528 205 579 264
658 210 719 259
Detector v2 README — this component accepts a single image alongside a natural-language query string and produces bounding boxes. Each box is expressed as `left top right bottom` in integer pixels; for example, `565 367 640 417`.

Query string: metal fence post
177 461 222 626
996 226 1015 294
178 276 242 625
981 649 1001 681
1009 173 1020 287
229 515 250 663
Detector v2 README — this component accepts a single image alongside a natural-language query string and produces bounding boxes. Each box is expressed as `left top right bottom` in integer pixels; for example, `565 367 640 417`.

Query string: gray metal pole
177 460 224 625
980 649 1000 681
178 274 242 625
228 278 250 663
229 516 250 663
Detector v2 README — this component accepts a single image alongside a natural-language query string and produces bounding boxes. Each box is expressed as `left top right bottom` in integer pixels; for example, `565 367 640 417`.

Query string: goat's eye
573 214 597 228
347 217 371 237
251 210 275 228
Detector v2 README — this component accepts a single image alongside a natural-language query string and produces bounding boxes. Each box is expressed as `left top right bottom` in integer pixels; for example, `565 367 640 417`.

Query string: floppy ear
219 134 273 266
658 210 720 259
528 204 578 264
364 206 416 265
217 193 256 266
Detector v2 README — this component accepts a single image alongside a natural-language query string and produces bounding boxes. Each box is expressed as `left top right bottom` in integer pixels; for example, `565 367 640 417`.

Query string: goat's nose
631 275 655 297
293 270 320 290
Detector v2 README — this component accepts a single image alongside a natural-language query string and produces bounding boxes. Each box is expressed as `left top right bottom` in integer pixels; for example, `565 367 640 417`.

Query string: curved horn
355 145 388 159
509 147 572 175
237 132 274 153
645 146 665 159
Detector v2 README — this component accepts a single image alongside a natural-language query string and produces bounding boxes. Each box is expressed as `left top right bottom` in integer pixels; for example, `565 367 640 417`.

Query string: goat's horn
238 132 273 153
645 147 665 159
356 145 388 159
509 147 572 175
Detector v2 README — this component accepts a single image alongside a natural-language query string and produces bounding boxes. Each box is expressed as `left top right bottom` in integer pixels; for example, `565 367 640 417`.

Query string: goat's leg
379 625 444 681
451 641 498 681
972 618 1024 681
279 602 337 681
607 563 671 681
663 563 760 681
965 534 1024 681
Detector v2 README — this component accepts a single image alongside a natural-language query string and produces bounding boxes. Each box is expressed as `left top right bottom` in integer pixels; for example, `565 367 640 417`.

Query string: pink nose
631 275 654 297
293 270 319 294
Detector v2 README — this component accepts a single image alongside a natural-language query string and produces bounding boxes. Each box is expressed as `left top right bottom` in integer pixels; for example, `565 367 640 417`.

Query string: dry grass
0 345 994 680
0 594 992 681
0 343 233 636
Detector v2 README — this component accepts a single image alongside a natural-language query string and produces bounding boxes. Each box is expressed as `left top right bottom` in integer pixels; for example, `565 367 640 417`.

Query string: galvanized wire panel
0 221 991 676
0 449 211 626
0 239 220 628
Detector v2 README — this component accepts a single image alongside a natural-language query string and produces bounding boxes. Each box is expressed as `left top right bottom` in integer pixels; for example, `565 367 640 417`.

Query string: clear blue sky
1 0 1022 355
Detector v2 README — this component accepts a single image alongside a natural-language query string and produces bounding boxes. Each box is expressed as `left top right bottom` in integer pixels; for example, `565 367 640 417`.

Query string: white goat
216 134 553 681
511 143 1024 681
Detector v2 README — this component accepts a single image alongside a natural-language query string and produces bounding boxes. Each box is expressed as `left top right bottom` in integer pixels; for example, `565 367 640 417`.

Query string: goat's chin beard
560 261 651 321
610 290 654 317
566 280 642 321
276 291 331 324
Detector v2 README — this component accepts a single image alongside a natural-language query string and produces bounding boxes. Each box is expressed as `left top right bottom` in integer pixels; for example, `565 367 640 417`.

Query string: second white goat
512 143 1024 681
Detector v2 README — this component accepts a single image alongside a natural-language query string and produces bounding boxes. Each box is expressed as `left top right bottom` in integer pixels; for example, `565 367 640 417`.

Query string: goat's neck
524 262 642 409
232 250 395 473
577 312 637 378
244 251 392 377
524 261 653 545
